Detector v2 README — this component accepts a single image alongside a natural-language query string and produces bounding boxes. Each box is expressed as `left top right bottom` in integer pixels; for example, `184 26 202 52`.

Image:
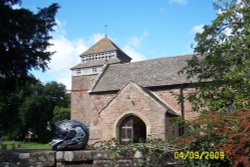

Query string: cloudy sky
20 0 216 90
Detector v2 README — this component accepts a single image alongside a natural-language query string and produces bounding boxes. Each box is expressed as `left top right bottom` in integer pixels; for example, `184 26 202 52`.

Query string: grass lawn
0 141 51 150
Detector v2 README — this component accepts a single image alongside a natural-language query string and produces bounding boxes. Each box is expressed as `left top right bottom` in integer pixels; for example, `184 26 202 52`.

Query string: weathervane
105 24 108 37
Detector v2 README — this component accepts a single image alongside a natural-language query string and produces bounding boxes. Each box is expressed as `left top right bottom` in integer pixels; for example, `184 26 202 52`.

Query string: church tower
70 37 132 127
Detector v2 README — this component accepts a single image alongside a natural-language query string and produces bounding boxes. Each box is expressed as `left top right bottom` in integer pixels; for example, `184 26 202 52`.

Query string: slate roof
71 58 122 69
80 37 131 60
90 54 199 92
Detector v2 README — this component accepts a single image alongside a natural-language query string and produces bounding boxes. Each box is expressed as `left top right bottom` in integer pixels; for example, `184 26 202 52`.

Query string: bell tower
70 37 131 127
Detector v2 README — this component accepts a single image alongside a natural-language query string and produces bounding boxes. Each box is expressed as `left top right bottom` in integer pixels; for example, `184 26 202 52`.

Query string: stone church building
71 37 198 144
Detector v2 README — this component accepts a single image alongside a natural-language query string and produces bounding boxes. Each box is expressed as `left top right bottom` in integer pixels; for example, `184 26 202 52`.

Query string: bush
177 109 250 167
93 139 182 167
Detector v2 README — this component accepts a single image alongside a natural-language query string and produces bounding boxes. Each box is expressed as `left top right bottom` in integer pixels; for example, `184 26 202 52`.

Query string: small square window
76 69 81 74
92 67 97 73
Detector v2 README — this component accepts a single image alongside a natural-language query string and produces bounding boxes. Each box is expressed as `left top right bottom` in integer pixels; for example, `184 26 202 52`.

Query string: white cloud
127 31 148 48
43 36 88 90
33 19 147 89
31 19 91 90
128 37 141 48
122 32 148 61
87 33 105 44
48 37 81 72
46 32 108 89
169 0 187 5
57 72 72 91
53 19 67 36
123 45 145 62
12 4 21 9
190 24 204 34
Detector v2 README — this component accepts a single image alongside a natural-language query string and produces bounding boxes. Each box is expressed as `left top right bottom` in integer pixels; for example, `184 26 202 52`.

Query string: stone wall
71 75 97 126
96 83 169 142
152 87 198 120
71 73 198 144
0 150 55 167
0 150 183 167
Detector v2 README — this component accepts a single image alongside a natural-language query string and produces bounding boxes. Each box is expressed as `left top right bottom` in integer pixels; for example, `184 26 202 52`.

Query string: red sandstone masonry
152 88 198 120
71 75 97 127
96 83 168 142
71 75 198 144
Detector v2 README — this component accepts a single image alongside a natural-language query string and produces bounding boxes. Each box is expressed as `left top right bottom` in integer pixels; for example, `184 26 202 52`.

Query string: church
70 37 198 144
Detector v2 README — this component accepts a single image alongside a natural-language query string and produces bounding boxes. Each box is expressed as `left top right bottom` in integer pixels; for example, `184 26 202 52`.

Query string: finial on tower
105 24 108 38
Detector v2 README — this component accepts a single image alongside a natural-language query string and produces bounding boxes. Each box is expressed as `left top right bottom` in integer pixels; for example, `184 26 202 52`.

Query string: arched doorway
118 115 146 144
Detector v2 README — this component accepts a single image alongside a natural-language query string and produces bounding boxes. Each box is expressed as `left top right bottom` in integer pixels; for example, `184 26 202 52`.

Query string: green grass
0 141 51 150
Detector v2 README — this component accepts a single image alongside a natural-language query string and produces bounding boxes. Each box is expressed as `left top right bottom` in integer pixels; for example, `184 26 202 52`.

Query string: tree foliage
0 0 59 93
19 81 68 142
180 0 250 112
0 0 61 142
51 94 71 124
176 1 250 166
0 78 69 142
177 109 250 167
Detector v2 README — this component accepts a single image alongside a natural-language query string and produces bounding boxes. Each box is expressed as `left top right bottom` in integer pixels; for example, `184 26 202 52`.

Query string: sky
19 0 217 90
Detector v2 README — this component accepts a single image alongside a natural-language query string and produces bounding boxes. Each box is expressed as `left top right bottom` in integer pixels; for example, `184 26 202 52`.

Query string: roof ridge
91 54 199 92
80 37 120 57
107 54 197 68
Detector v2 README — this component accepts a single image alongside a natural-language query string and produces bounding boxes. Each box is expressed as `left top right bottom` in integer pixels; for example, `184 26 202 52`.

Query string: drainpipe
180 84 185 136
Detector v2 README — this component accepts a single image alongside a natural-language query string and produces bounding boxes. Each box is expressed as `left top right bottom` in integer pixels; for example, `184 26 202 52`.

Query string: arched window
118 115 146 144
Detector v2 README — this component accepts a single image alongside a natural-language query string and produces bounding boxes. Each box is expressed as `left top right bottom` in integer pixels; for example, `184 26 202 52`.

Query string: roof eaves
88 64 110 93
70 63 82 70
80 49 118 57
138 85 179 116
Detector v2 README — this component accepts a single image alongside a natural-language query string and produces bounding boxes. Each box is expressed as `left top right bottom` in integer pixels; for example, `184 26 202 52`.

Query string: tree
177 109 250 167
177 1 250 166
0 0 59 141
180 0 250 112
0 76 38 138
0 0 59 93
51 106 70 124
19 81 67 142
51 93 71 124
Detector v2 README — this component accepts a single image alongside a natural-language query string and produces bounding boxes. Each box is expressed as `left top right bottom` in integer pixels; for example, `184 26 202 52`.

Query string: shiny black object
51 120 89 150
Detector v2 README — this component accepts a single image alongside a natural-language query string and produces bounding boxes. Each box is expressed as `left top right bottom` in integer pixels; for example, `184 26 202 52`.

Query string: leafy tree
180 0 250 112
177 1 250 166
51 106 70 124
51 93 71 123
0 0 59 142
0 0 59 96
0 76 38 138
177 109 250 167
19 81 67 142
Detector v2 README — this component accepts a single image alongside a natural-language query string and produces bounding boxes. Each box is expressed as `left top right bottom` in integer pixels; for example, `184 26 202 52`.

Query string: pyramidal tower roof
80 37 130 59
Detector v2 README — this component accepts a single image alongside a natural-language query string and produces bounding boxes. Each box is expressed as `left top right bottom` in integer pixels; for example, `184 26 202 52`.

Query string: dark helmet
51 120 89 151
